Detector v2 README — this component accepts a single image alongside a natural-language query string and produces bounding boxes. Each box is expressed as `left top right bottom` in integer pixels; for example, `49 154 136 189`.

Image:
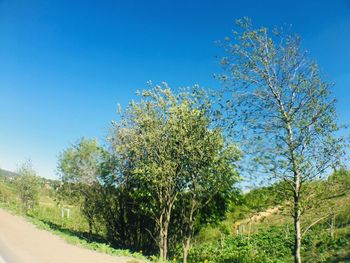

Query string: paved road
0 236 22 263
0 208 135 263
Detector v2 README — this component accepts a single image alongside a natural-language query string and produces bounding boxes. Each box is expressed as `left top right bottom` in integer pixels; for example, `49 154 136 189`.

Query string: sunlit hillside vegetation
0 168 349 262
190 170 350 262
1 18 349 263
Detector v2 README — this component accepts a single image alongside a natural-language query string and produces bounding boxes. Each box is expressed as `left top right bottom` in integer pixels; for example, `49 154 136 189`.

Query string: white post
61 207 64 219
61 207 65 227
67 208 70 219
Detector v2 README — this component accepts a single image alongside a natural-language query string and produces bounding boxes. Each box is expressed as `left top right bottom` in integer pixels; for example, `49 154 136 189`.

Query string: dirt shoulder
0 208 136 263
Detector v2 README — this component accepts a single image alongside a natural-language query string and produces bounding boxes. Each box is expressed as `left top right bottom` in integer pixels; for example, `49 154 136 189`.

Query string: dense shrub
188 227 293 263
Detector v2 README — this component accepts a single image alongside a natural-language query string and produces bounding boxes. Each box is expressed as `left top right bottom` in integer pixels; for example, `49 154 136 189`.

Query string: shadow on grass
31 217 111 246
328 233 350 263
28 217 149 263
328 254 350 263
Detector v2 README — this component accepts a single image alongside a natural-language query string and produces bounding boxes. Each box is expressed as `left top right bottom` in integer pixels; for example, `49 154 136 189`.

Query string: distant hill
0 167 59 188
0 168 18 178
0 167 56 181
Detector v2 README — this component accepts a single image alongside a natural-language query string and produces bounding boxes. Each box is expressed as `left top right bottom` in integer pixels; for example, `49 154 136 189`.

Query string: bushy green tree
15 161 41 214
97 152 158 254
170 98 240 263
111 84 239 261
57 138 104 238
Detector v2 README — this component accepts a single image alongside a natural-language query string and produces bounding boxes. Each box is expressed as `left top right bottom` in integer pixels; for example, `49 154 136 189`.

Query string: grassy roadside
0 201 151 263
27 216 149 262
0 176 170 263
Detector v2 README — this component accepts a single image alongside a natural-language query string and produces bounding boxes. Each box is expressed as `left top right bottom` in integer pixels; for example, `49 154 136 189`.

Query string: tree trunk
294 194 302 263
330 213 335 240
159 216 164 261
158 213 170 261
163 224 168 261
182 237 191 263
159 225 168 261
182 201 196 263
287 118 302 263
159 237 164 261
88 220 93 241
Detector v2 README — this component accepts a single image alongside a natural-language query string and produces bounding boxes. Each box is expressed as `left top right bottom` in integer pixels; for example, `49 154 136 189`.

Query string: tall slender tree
219 18 344 263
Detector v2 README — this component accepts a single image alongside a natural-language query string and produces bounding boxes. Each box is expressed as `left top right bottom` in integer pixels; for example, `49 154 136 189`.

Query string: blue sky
1 0 350 179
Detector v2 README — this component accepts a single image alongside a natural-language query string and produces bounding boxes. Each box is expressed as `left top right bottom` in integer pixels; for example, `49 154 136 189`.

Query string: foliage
110 84 240 261
189 223 350 263
57 138 105 237
328 168 350 193
218 17 345 263
189 227 293 263
0 18 348 263
189 174 350 262
243 183 286 212
0 177 152 262
15 161 41 214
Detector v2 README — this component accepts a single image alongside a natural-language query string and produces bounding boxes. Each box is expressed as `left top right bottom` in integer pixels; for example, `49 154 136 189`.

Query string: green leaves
58 138 103 185
15 161 41 214
57 138 105 237
219 18 346 263
189 227 293 263
109 84 240 260
220 17 344 191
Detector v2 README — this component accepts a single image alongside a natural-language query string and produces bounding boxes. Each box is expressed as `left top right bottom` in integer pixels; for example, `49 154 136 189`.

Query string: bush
188 227 293 263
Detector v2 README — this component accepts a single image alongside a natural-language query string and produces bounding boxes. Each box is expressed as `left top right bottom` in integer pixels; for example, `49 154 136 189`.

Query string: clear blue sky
1 0 349 179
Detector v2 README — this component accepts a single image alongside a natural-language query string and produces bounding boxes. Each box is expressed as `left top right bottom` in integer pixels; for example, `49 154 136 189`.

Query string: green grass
2 173 349 263
190 189 350 263
27 216 149 262
0 179 151 263
0 203 150 261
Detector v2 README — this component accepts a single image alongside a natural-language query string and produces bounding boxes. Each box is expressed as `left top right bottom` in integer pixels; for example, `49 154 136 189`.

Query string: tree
167 94 239 263
57 138 104 238
219 18 344 263
98 151 158 254
110 84 239 261
15 161 41 214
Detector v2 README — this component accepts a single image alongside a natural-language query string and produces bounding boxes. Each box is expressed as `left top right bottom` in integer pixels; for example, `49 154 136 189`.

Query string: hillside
0 168 18 178
189 176 350 263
